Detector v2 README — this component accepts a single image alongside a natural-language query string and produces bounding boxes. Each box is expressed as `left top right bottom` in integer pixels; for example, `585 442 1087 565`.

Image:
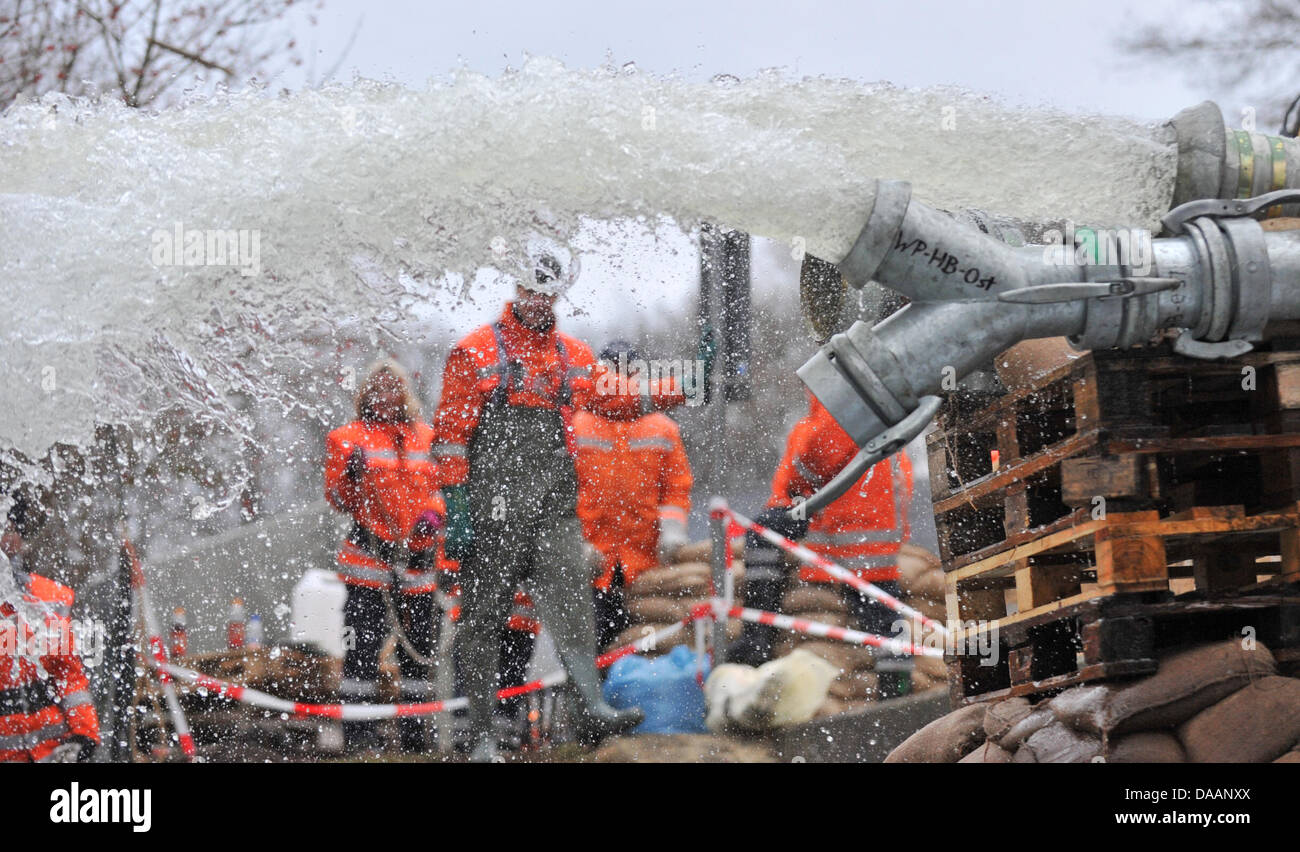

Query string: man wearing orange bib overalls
434 255 648 761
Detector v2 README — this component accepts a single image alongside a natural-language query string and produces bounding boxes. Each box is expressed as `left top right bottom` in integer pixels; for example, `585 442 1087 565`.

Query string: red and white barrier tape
721 508 950 637
124 541 197 760
716 601 943 658
144 606 711 721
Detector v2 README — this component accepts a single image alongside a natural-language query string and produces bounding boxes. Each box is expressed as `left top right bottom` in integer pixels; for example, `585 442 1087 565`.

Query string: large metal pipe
1170 101 1300 214
795 178 1300 511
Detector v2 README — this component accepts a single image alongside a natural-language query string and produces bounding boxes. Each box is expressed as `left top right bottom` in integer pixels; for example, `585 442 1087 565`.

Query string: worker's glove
441 485 474 562
40 736 96 763
750 505 809 545
411 508 443 540
344 447 367 482
656 523 689 566
741 505 810 578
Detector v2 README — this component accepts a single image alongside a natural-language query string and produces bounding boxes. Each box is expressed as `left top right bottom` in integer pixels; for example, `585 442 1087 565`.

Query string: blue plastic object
602 645 710 734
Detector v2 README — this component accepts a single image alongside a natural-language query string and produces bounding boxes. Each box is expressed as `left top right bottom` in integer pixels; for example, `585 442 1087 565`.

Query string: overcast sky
286 0 1212 121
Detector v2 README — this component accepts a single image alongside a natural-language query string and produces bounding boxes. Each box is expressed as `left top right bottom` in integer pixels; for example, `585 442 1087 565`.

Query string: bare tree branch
1121 0 1300 135
1 0 316 109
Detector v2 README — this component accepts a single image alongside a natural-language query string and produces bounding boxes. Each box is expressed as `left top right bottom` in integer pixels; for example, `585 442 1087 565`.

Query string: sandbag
999 707 1054 750
815 696 850 719
1178 676 1300 763
905 596 948 626
782 583 848 615
885 703 988 763
898 544 944 600
984 697 1034 743
910 671 941 692
704 649 837 732
1048 684 1111 730
607 622 682 655
1018 720 1103 763
609 620 742 655
785 639 877 674
1106 731 1186 763
785 609 852 629
913 652 948 680
675 538 743 564
828 669 880 702
626 563 711 598
1055 640 1276 736
958 741 1014 763
627 595 699 625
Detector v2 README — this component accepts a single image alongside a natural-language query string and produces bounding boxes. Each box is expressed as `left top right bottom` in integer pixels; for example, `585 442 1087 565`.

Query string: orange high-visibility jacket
768 394 913 584
325 420 445 593
433 303 684 488
574 404 693 589
0 573 100 762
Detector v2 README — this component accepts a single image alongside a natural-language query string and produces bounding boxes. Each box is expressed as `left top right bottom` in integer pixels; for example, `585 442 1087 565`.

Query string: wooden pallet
930 343 1300 569
929 347 1300 566
944 501 1300 631
945 587 1300 705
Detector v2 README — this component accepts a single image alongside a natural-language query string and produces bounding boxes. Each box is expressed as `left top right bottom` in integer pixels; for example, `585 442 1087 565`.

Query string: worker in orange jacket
434 254 684 760
324 359 445 751
728 391 915 698
1 550 100 762
575 340 693 648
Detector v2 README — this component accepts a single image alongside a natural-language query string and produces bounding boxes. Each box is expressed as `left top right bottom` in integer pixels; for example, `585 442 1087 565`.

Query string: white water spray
1 59 1177 465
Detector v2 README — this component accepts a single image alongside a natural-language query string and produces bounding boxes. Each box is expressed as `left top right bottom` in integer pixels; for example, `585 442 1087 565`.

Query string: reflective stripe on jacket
0 575 99 762
574 408 692 588
325 419 445 592
769 394 914 583
433 303 684 488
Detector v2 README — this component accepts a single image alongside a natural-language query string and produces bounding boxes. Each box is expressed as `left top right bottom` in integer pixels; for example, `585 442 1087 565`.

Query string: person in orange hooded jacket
1 549 100 762
728 391 915 698
324 359 445 751
575 340 692 649
433 256 682 760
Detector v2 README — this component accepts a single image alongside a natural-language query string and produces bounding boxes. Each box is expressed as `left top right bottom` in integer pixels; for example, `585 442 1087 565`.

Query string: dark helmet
599 339 641 369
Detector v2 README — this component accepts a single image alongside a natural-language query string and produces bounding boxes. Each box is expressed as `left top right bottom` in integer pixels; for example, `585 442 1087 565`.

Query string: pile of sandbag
605 540 744 655
895 542 949 695
773 543 950 718
886 639 1300 763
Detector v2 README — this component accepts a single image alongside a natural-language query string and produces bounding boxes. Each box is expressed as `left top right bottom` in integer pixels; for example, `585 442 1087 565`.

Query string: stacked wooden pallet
928 343 1300 704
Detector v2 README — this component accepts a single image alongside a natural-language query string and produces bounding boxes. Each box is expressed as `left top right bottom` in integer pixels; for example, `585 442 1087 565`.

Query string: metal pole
721 230 752 403
708 497 729 663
